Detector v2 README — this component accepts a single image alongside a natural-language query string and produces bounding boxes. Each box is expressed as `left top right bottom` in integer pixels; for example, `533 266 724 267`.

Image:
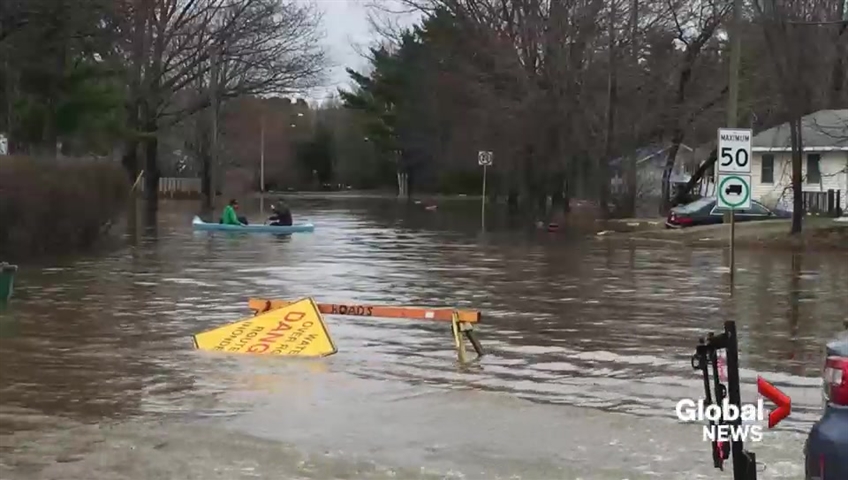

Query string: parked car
665 197 791 228
804 330 848 480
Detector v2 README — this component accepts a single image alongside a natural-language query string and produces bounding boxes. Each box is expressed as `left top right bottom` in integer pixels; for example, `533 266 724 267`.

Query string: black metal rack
691 321 758 480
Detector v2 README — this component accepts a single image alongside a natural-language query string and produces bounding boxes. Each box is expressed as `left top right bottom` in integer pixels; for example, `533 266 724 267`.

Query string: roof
752 109 848 152
610 143 694 168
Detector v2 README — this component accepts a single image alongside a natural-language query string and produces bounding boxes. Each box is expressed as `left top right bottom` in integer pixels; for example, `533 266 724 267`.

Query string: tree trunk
753 4 809 233
537 187 548 217
657 17 715 214
507 187 519 214
39 33 66 158
830 0 847 105
122 0 146 181
200 148 213 210
789 116 803 234
551 171 567 212
407 167 414 202
675 148 717 204
196 102 213 211
660 130 685 214
3 52 15 154
599 0 617 219
139 111 160 214
142 123 160 214
121 139 140 184
140 97 160 212
140 0 166 214
623 154 637 216
210 48 221 203
624 0 639 217
201 52 218 211
562 162 572 213
521 144 536 211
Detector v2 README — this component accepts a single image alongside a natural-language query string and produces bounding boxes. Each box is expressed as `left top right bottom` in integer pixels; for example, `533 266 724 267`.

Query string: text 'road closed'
193 297 337 357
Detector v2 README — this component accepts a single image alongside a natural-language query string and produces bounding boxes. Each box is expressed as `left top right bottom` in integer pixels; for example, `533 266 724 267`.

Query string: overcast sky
310 0 421 103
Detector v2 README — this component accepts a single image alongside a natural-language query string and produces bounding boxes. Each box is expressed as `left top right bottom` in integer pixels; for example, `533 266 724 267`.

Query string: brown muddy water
1 197 846 480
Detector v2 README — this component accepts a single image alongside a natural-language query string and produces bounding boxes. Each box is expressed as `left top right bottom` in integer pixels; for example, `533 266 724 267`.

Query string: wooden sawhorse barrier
248 298 485 363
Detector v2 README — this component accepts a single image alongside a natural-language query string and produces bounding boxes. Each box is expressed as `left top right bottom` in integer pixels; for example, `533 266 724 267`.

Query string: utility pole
627 0 639 216
600 0 617 219
727 0 741 130
260 113 265 193
726 0 742 286
210 46 219 206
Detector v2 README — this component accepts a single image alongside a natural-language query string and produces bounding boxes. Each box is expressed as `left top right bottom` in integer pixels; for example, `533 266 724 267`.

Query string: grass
614 217 848 250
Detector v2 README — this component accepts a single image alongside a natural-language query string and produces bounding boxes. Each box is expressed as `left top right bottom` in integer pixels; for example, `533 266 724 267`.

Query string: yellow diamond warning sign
193 297 337 357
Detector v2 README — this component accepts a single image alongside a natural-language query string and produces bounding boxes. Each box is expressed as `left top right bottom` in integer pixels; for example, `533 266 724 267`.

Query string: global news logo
676 377 791 443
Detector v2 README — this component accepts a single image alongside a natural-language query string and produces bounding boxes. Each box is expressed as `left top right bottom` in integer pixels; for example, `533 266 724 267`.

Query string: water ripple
1 198 845 479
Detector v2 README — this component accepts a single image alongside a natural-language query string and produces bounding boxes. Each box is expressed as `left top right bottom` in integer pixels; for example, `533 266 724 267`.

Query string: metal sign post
478 151 493 231
717 128 752 285
691 321 758 480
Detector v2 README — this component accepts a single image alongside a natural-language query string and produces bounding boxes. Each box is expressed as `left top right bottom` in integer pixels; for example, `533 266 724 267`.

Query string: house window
761 154 774 184
806 154 821 184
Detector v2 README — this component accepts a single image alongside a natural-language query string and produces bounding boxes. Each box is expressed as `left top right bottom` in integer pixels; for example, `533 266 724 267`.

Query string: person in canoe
268 200 293 226
220 199 248 225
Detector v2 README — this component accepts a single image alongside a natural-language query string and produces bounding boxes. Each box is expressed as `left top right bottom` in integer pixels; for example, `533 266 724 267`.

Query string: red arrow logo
757 376 791 428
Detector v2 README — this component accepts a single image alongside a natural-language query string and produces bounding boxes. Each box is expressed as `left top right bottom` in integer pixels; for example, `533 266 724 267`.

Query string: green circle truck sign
718 175 751 209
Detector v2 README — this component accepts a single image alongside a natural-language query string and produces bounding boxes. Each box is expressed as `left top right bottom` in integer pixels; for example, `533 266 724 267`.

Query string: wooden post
726 0 742 287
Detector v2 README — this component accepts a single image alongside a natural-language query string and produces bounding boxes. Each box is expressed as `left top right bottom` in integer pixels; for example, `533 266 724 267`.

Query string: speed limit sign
717 128 752 174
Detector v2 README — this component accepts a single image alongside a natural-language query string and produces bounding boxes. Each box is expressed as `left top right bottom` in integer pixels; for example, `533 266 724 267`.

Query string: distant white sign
717 128 752 174
478 150 493 166
0 133 8 155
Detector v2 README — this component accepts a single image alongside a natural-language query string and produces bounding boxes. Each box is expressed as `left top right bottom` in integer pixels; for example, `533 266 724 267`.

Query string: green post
1 262 18 305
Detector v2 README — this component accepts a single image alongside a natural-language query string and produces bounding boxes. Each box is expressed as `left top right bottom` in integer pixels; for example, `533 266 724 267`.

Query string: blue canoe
192 216 315 234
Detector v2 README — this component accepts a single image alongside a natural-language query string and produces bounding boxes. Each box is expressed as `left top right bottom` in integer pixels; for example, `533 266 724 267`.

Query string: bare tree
395 0 611 214
354 0 848 221
382 0 735 217
115 0 326 209
750 0 837 233
657 0 730 214
0 0 28 45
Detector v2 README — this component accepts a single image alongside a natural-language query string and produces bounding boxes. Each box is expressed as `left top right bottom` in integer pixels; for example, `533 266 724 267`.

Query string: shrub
0 156 129 258
435 170 485 195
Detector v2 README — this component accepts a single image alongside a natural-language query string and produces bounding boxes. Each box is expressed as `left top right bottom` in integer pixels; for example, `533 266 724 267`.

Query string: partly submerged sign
194 297 337 356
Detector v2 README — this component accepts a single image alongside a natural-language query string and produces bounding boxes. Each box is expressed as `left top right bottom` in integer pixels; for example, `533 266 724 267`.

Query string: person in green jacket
220 199 248 225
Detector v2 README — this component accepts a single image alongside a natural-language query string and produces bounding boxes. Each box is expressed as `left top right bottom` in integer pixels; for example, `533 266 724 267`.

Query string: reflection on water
1 198 846 479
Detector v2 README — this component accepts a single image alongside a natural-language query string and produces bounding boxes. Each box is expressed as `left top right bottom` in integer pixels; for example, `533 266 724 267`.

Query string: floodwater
1 197 846 480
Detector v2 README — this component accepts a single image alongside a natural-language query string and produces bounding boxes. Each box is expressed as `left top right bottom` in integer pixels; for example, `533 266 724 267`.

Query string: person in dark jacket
268 201 293 226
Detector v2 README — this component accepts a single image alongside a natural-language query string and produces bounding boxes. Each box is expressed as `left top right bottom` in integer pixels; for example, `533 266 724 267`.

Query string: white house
610 143 698 194
750 109 848 213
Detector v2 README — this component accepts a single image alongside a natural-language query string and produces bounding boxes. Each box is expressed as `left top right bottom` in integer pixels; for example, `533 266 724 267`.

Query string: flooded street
1 197 846 479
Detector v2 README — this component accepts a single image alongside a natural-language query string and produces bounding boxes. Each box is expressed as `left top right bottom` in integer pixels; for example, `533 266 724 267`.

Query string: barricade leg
451 312 468 363
464 327 485 357
451 313 485 363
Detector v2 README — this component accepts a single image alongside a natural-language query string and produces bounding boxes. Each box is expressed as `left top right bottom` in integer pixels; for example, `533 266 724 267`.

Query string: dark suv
804 329 848 480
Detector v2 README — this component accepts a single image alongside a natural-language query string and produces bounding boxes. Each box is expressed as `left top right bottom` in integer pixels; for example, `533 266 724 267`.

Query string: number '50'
720 147 749 167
